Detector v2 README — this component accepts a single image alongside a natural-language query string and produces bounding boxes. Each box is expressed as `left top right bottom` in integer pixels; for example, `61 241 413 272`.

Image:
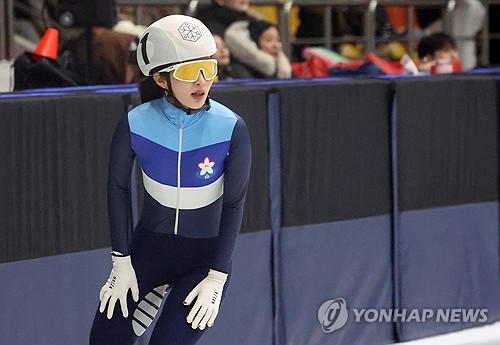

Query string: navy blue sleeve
213 116 252 273
107 114 136 255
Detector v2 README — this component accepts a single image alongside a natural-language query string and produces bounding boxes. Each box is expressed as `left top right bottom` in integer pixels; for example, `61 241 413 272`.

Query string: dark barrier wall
395 76 497 211
0 75 498 345
394 75 500 341
278 79 395 345
210 84 271 232
0 90 131 263
0 85 274 345
203 85 274 345
280 79 392 225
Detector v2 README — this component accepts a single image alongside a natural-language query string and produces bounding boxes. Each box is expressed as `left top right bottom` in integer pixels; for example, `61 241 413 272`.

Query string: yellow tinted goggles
164 59 218 82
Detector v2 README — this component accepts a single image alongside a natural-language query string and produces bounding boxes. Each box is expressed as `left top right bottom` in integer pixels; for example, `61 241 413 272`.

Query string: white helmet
137 15 216 76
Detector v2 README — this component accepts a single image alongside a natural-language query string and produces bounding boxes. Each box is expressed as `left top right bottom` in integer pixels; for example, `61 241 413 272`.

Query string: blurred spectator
199 0 290 79
197 0 251 36
417 32 461 74
418 0 485 70
212 34 233 81
116 4 180 27
14 0 42 44
61 26 140 85
13 0 144 87
225 19 291 79
91 28 140 84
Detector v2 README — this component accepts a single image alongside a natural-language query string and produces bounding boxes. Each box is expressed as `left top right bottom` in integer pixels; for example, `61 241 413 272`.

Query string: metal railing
115 0 459 59
0 0 14 61
479 0 499 66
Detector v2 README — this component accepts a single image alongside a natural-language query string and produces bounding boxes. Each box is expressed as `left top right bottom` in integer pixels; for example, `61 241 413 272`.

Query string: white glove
99 254 139 319
183 269 228 330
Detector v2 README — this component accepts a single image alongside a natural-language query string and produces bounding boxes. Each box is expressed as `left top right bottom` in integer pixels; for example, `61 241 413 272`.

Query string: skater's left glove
183 269 227 330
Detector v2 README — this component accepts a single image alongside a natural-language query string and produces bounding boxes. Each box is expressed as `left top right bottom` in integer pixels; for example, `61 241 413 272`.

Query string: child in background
417 32 462 74
225 19 292 79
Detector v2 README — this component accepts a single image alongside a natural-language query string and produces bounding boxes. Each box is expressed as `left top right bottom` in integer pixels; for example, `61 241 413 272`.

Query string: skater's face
169 72 214 109
153 59 217 109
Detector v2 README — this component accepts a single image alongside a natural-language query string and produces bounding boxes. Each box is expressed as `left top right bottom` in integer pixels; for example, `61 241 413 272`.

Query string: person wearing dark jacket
196 0 250 35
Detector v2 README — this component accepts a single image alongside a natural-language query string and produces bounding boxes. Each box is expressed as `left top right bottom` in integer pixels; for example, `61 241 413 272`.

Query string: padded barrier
278 79 392 226
0 248 110 345
277 79 395 345
279 218 394 345
0 83 273 345
0 74 499 344
0 232 272 345
210 84 272 232
0 90 131 263
394 76 500 341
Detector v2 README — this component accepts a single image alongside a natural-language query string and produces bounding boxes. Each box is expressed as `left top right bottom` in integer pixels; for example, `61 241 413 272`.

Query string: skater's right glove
99 253 139 319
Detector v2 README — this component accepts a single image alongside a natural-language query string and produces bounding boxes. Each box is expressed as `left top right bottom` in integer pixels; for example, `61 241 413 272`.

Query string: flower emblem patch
197 157 216 179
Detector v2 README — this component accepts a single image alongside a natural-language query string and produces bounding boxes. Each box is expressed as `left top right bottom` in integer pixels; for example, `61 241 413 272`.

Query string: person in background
196 0 251 36
417 32 461 74
417 0 485 70
225 19 292 79
197 0 280 79
212 34 233 80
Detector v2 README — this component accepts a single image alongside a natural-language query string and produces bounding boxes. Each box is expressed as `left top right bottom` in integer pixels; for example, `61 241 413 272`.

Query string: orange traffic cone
33 28 59 61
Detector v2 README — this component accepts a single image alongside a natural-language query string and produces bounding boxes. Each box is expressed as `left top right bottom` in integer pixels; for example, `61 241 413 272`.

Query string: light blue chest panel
128 98 237 210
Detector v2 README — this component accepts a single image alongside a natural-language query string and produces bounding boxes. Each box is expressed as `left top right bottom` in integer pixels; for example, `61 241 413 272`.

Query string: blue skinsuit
90 97 251 345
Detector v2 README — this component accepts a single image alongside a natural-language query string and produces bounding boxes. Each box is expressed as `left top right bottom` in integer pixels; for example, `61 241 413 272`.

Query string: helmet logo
178 22 202 42
140 32 150 65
